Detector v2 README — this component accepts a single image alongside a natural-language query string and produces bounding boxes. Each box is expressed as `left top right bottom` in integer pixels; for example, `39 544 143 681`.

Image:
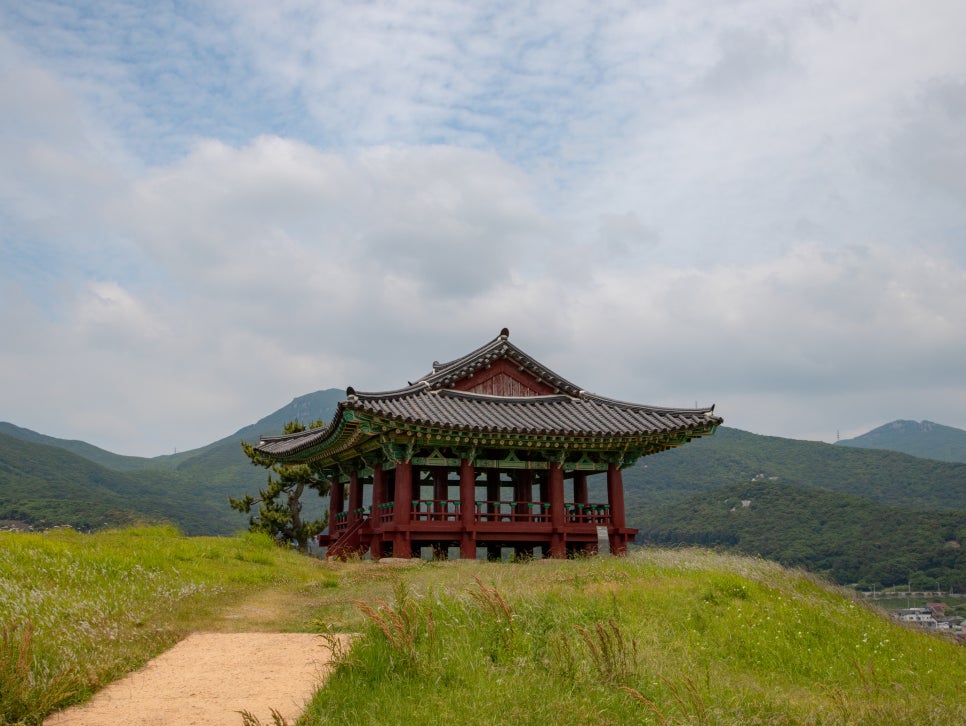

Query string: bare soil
44 590 350 726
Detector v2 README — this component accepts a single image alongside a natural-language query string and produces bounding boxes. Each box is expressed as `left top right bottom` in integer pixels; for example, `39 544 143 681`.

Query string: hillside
0 422 163 472
618 426 966 511
614 427 966 588
165 388 344 489
837 419 966 463
0 389 344 533
636 479 966 589
0 433 245 533
7 528 966 725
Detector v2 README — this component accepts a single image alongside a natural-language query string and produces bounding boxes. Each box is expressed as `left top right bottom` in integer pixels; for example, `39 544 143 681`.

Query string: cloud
2 0 966 455
110 136 554 307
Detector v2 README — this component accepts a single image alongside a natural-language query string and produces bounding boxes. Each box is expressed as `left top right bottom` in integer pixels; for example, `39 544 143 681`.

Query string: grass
303 551 966 725
0 525 332 724
3 528 965 725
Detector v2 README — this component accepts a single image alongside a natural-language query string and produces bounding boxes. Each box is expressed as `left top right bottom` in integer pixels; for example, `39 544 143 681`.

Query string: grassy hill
5 527 965 725
837 419 966 463
0 526 327 723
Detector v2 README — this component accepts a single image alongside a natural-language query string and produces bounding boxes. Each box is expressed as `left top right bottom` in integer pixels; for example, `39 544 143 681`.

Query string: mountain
0 389 344 534
156 388 345 489
609 426 966 589
636 478 966 589
618 426 966 511
0 422 163 472
836 419 966 463
0 432 238 533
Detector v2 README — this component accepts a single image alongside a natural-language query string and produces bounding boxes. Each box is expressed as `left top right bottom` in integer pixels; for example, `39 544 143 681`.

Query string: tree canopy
229 420 331 553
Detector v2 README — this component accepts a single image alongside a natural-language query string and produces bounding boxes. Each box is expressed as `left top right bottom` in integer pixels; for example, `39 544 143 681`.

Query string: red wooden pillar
370 464 384 560
573 473 588 504
329 475 344 531
411 465 421 512
486 469 500 517
549 462 565 558
515 468 532 518
539 472 549 506
459 458 476 559
394 460 413 558
433 468 448 514
347 470 362 524
606 463 627 555
573 472 588 523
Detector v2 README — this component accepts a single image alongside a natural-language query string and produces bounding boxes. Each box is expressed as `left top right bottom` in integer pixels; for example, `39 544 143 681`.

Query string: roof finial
500 327 510 338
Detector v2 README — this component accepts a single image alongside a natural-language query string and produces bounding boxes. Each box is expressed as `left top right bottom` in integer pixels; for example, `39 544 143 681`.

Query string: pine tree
229 420 330 553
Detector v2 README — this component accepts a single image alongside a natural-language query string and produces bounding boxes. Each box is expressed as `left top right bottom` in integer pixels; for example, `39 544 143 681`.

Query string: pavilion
254 329 722 559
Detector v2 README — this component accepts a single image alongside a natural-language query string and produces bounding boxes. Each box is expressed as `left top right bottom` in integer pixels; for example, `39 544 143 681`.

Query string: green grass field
2 527 965 725
307 553 966 725
0 526 331 724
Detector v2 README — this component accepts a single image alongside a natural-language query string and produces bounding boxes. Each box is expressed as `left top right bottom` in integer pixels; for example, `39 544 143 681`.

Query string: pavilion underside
321 444 645 559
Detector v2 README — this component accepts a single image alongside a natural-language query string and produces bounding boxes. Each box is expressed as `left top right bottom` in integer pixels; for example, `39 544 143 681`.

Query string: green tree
908 570 935 592
229 420 330 553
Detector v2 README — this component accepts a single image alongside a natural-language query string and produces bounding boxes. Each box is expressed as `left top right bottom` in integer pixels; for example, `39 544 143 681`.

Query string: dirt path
44 589 351 726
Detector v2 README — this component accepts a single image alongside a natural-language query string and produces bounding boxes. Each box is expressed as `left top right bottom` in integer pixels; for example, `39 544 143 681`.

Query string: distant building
896 607 938 628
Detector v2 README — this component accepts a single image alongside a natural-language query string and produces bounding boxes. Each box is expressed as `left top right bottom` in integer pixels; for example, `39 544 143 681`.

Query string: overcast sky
2 1 965 456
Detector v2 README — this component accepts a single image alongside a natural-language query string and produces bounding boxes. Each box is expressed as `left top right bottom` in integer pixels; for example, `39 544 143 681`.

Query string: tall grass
4 531 965 725
0 525 328 724
303 550 966 725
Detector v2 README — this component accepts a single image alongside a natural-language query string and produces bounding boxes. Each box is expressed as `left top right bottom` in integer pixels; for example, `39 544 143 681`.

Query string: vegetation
5 407 966 596
0 433 248 534
230 420 331 553
836 419 966 463
619 427 966 511
602 426 966 590
0 390 342 535
0 525 330 724
306 552 966 725
3 526 965 724
637 480 966 590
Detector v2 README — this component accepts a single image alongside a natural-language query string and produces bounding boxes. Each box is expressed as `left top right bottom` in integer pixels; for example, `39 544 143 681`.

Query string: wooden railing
331 500 612 529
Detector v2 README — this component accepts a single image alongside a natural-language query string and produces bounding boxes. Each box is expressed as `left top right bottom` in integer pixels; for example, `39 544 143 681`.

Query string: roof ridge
416 329 583 395
349 381 430 401
438 388 573 403
420 329 509 378
580 391 717 415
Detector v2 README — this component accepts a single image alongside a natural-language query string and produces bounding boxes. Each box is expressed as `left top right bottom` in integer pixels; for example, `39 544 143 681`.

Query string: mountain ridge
0 389 344 533
836 419 966 463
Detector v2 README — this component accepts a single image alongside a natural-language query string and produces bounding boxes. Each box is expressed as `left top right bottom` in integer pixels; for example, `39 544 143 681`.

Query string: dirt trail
44 590 350 726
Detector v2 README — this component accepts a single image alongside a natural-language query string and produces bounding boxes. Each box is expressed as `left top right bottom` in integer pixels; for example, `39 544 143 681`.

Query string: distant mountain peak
885 419 935 431
837 419 966 463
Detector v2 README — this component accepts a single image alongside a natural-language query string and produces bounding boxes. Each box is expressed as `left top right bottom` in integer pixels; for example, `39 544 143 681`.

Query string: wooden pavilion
254 329 722 559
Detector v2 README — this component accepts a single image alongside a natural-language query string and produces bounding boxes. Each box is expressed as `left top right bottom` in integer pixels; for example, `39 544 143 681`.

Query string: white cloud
2 1 966 454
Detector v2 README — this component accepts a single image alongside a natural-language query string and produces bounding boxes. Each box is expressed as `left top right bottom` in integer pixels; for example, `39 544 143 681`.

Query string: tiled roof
348 386 718 437
416 328 583 395
255 329 722 459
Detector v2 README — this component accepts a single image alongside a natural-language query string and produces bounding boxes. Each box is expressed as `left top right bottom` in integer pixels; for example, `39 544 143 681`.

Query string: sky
2 0 966 457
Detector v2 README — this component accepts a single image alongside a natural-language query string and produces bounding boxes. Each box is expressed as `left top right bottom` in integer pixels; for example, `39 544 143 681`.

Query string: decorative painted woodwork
254 329 722 560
